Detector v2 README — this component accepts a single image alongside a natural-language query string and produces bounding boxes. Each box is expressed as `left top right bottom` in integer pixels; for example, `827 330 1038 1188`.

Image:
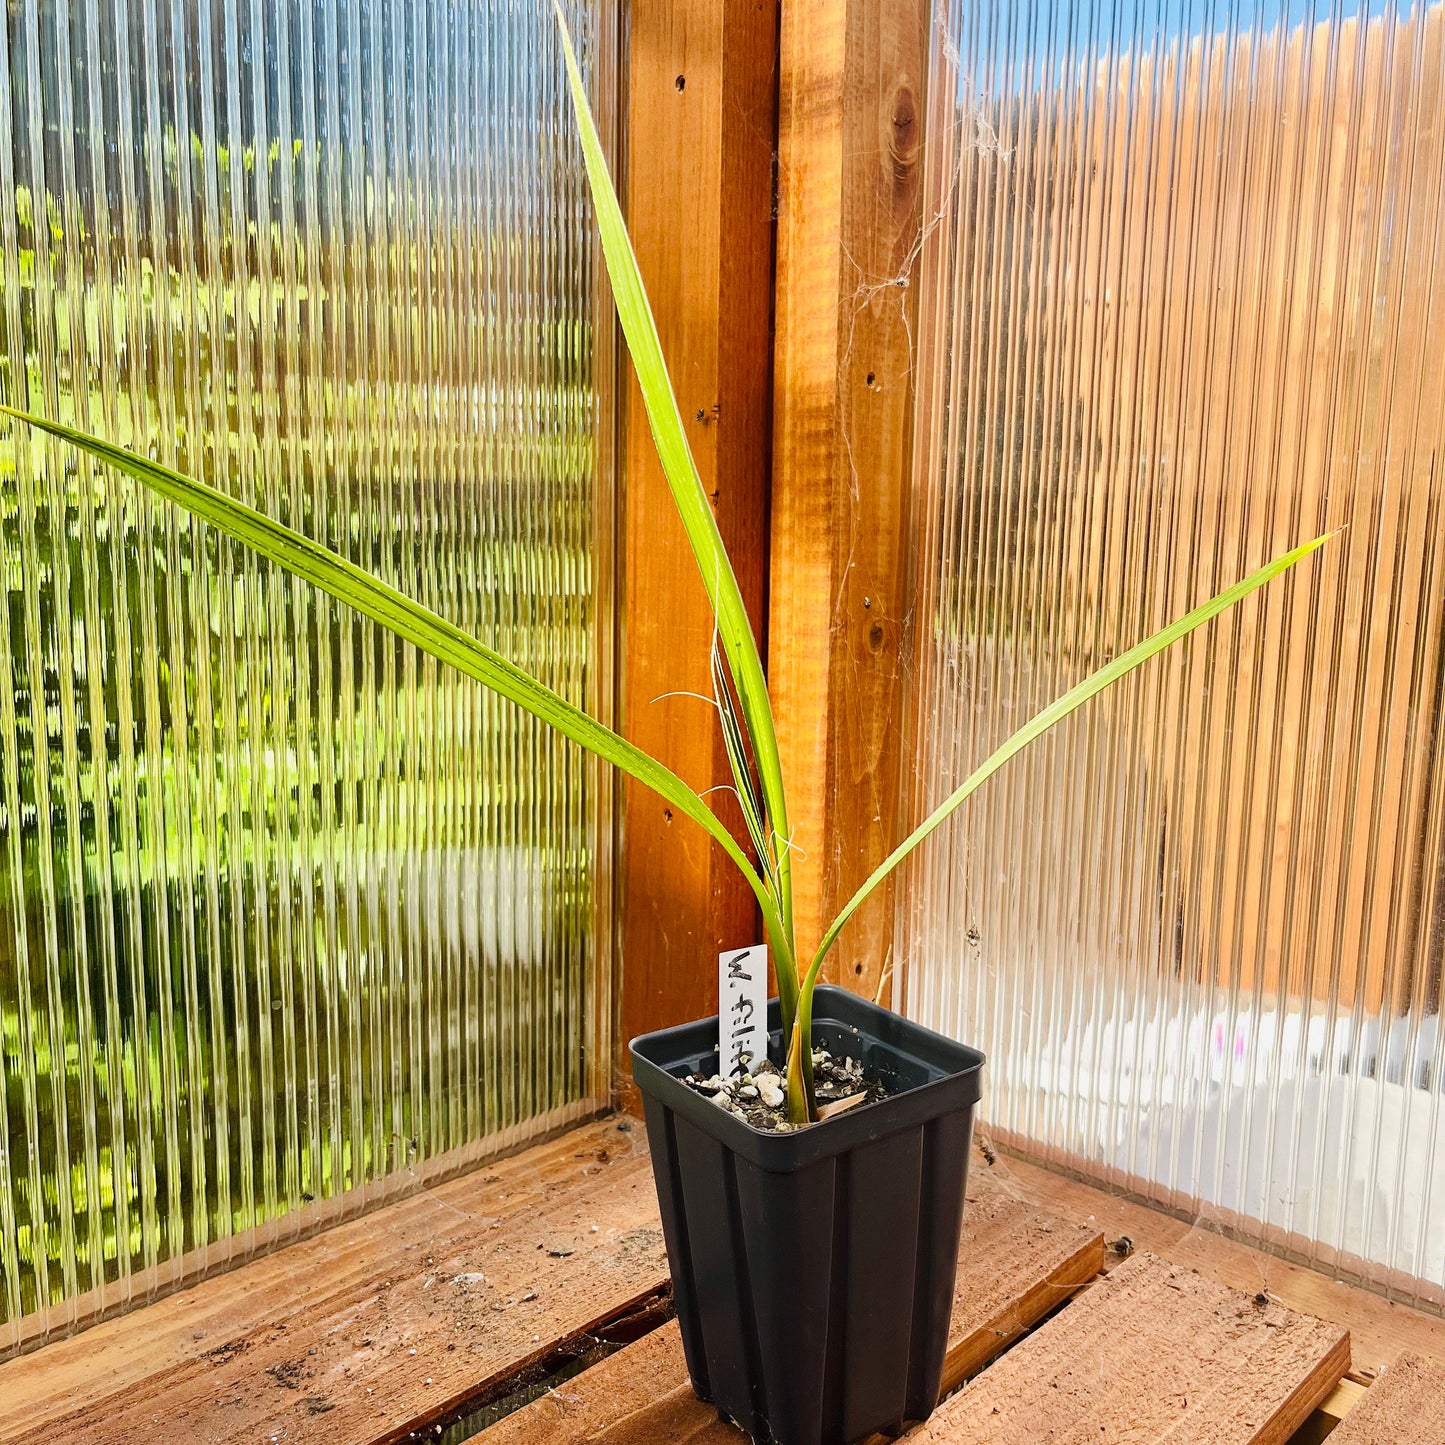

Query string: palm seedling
0 7 1330 1127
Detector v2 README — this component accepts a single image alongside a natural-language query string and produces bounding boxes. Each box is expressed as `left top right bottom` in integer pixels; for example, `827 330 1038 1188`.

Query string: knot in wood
888 85 919 173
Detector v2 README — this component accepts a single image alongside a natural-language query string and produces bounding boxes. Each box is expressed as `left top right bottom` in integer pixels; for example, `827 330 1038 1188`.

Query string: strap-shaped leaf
713 642 771 884
804 532 1334 990
1 404 793 965
554 5 797 976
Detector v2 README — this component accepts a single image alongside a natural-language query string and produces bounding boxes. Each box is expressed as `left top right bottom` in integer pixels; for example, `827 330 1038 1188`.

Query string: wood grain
1327 1352 1445 1445
903 1252 1349 1445
769 0 929 999
1315 1378 1369 1422
618 0 779 1057
986 1145 1445 1375
477 1159 1104 1444
0 1118 664 1445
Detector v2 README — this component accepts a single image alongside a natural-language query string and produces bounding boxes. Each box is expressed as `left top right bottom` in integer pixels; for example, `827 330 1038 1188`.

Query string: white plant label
719 945 767 1077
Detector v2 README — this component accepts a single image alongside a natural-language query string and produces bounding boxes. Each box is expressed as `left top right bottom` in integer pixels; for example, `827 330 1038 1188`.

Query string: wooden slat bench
0 1114 1440 1444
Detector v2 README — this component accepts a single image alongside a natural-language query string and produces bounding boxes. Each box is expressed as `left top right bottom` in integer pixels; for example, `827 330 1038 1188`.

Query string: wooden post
769 0 929 999
617 0 778 1076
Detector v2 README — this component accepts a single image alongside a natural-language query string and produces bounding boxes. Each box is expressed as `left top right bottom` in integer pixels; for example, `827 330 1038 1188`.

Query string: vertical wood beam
618 0 778 1069
770 0 928 997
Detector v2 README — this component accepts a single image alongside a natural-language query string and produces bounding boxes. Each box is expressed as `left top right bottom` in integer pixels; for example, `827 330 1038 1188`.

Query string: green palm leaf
713 642 772 886
0 404 794 966
805 532 1333 990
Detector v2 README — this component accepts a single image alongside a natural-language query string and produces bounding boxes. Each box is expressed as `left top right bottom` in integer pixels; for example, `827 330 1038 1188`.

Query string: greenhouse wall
0 0 616 1351
903 0 1445 1307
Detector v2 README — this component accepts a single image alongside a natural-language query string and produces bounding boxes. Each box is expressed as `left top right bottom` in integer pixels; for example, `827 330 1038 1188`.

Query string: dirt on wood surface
682 1046 885 1130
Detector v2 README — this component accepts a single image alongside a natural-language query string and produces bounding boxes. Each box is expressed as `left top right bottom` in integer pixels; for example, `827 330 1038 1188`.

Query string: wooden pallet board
1326 1352 1445 1444
903 1252 1349 1445
478 1164 1106 1444
0 1117 665 1445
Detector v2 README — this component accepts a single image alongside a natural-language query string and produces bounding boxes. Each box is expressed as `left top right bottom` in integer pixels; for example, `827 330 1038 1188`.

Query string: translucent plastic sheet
904 0 1445 1307
0 0 615 1348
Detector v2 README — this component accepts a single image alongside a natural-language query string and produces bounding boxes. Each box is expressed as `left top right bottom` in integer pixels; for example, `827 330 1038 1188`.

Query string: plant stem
776 945 798 1052
784 1017 815 1125
770 873 802 1084
787 953 829 1125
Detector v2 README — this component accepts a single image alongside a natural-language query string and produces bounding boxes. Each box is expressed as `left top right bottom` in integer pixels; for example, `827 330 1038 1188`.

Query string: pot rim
629 985 985 1171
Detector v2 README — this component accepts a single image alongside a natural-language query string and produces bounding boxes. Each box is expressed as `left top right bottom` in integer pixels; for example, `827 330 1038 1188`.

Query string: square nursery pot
630 984 985 1445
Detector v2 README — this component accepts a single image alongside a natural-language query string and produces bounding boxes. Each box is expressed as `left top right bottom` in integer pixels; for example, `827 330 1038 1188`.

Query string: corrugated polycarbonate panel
904 0 1445 1305
0 0 615 1350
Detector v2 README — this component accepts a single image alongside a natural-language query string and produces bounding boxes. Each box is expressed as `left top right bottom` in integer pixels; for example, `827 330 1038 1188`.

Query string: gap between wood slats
1324 1351 1445 1445
1289 1379 1371 1445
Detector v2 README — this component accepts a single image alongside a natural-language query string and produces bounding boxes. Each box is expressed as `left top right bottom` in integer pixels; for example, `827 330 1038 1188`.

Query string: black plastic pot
630 984 985 1445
